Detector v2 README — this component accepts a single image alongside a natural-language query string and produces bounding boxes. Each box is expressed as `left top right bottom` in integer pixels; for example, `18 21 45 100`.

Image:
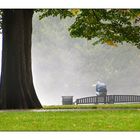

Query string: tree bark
0 9 42 109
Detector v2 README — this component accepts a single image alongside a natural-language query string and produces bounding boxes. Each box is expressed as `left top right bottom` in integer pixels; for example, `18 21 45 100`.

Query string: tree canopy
36 9 140 48
1 9 140 47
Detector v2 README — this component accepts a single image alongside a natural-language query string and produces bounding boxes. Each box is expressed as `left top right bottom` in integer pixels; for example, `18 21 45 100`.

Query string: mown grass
0 109 140 131
44 103 140 109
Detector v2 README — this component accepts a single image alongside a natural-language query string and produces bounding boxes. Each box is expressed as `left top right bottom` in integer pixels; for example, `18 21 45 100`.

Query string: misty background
1 13 140 105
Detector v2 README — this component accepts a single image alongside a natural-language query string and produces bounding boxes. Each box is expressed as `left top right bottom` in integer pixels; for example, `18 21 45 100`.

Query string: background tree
1 9 140 109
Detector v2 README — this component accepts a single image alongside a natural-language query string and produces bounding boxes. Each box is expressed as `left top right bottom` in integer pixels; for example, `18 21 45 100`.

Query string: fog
0 14 140 105
32 14 140 105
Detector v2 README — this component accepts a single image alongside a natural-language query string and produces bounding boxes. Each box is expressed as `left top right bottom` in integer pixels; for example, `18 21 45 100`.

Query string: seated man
96 81 107 96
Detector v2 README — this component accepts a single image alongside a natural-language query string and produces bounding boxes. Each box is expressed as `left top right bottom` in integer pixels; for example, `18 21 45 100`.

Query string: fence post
104 95 106 104
96 96 98 104
75 99 78 105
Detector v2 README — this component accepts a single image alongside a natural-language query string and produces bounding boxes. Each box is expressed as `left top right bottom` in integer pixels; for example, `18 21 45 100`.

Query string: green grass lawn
44 103 140 109
0 109 140 131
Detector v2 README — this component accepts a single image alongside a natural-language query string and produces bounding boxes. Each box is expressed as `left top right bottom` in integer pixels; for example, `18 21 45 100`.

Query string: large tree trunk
0 9 42 109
